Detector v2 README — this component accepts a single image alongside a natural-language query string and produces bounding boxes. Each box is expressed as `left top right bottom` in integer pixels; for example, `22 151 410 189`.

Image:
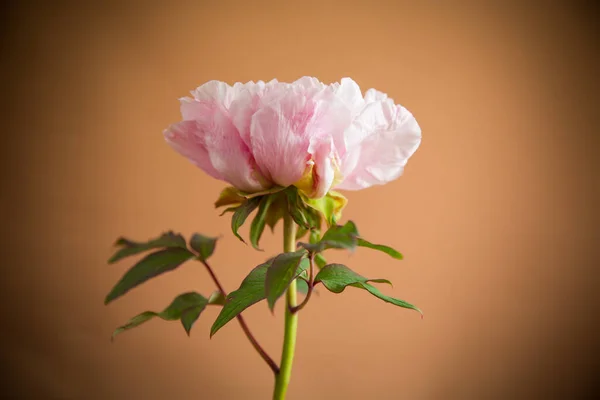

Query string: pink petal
166 102 269 192
250 92 313 186
308 136 338 198
336 103 421 190
163 120 223 181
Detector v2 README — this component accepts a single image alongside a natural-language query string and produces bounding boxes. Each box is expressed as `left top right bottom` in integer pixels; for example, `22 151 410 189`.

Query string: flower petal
167 101 269 192
336 103 421 190
250 93 313 186
163 120 223 181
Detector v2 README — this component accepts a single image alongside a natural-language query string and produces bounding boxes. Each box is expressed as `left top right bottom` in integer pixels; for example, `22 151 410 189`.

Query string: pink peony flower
164 77 421 198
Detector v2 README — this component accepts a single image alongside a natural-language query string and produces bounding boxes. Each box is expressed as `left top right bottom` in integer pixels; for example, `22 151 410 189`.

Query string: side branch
198 257 280 375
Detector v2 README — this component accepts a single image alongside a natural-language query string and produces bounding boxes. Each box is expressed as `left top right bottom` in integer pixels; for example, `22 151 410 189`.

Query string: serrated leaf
189 234 218 261
105 248 194 304
357 238 403 260
314 264 391 293
231 197 261 243
299 221 359 253
354 282 422 315
108 232 187 264
250 195 274 250
265 250 309 311
112 292 208 339
210 263 269 337
314 264 421 315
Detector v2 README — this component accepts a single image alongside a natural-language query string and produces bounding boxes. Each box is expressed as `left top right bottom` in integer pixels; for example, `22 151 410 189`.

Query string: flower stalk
273 212 298 400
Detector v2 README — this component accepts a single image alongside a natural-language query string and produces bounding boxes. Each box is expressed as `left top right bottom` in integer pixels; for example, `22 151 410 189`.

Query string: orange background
1 1 597 399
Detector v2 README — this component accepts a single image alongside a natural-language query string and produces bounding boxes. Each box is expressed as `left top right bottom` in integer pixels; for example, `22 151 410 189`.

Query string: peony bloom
164 77 421 199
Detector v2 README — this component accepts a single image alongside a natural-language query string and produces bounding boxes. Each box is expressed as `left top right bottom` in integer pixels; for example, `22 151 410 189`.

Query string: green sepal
105 247 194 304
111 291 209 339
302 190 347 226
214 186 246 208
214 185 285 209
189 234 218 261
108 232 187 264
265 250 309 311
249 195 275 250
231 197 261 243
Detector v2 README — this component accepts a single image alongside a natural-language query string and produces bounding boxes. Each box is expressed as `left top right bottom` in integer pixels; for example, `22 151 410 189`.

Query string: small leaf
314 264 421 315
314 253 327 269
357 238 403 260
108 232 187 264
299 221 359 253
112 292 208 339
105 248 194 304
296 278 309 294
265 250 309 311
207 290 226 306
231 197 261 243
189 234 218 261
210 262 270 337
314 264 391 293
309 230 327 268
250 195 275 250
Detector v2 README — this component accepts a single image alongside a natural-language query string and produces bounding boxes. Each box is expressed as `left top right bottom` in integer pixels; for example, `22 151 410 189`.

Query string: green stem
273 212 298 400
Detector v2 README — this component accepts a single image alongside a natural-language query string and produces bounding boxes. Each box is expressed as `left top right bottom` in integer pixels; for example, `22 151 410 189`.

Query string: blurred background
1 1 598 399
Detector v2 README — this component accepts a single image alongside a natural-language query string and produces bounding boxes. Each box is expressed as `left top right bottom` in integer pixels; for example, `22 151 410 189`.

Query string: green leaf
231 197 261 243
355 282 422 315
104 247 194 304
314 253 327 269
112 292 208 339
250 195 274 250
357 238 403 260
189 234 218 261
108 232 187 264
296 278 309 294
299 221 359 253
314 264 422 316
314 264 391 293
308 230 327 268
265 250 309 311
210 263 269 337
